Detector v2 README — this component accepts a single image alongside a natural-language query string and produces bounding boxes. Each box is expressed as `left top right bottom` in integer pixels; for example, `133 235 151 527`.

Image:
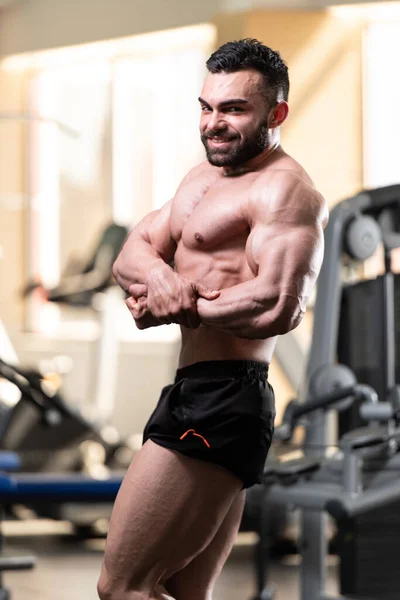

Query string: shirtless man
97 39 328 600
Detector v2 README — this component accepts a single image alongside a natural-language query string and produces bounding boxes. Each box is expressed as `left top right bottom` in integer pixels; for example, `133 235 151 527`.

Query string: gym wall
214 8 364 207
0 68 26 328
0 5 367 329
0 1 383 432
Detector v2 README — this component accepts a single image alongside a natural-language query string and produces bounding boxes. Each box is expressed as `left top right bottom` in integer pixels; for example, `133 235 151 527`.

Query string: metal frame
267 185 400 600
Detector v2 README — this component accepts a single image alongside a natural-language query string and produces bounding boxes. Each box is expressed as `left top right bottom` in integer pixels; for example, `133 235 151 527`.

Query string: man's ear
269 101 289 128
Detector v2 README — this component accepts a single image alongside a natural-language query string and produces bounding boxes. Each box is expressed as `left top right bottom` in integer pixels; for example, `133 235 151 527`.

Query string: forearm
197 280 302 339
113 236 172 292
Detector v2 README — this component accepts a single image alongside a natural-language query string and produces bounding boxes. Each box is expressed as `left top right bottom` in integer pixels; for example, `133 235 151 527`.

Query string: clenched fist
127 264 219 329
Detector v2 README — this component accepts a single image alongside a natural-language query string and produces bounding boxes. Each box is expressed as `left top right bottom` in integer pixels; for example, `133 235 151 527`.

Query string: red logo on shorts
180 429 211 448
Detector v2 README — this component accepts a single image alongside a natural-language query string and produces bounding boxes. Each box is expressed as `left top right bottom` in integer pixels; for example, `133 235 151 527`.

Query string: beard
201 122 270 168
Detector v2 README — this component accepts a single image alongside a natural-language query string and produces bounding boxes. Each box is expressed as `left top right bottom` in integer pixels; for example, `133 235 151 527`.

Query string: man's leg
97 440 242 600
164 489 246 600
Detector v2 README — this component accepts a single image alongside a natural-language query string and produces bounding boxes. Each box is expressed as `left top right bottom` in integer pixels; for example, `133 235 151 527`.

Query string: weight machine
256 185 400 600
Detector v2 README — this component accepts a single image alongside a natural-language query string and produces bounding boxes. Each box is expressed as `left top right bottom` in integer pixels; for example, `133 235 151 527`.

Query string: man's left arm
197 172 328 339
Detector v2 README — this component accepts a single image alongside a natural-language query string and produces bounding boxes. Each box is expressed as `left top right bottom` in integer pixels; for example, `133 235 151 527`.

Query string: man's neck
222 142 281 177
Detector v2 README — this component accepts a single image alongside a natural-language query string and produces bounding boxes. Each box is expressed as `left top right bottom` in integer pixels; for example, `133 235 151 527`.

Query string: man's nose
206 110 226 132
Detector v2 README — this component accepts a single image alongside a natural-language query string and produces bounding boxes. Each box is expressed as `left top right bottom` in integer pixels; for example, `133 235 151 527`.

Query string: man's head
200 39 289 168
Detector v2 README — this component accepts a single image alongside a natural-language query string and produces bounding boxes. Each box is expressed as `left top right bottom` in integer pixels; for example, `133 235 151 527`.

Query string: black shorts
142 360 275 488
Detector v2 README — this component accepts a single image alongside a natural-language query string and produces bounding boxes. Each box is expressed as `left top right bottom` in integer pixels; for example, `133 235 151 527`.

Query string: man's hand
125 296 164 330
128 264 220 329
126 283 163 330
197 296 227 327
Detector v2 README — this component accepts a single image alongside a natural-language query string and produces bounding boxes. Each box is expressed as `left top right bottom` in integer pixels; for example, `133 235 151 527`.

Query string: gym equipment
302 185 400 598
0 358 128 471
338 275 400 432
253 185 400 600
337 185 400 433
0 452 124 599
0 357 132 534
241 473 290 600
262 380 400 600
0 221 132 531
23 222 128 304
23 221 129 421
0 451 36 600
8 221 131 472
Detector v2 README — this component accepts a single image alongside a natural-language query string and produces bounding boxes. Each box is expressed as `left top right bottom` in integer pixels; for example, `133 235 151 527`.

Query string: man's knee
97 570 175 600
97 569 120 600
97 568 142 600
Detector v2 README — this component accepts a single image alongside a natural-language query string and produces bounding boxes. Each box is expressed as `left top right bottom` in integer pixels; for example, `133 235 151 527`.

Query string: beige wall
0 69 27 327
216 9 364 206
0 6 368 332
0 5 367 416
250 11 364 205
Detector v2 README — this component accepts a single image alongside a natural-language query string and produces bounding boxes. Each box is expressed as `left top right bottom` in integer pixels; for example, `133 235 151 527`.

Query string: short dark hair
206 38 289 105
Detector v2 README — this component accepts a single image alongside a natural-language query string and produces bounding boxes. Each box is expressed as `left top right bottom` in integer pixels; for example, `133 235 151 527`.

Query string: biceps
138 201 176 262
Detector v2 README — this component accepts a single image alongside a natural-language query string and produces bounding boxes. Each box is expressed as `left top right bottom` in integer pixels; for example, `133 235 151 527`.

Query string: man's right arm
113 160 212 292
112 200 176 293
114 164 220 330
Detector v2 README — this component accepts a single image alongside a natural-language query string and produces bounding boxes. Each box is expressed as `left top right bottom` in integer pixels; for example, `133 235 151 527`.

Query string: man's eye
226 107 243 113
201 106 211 112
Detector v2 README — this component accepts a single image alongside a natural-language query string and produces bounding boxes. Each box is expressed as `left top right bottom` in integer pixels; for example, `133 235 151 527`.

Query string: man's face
199 69 272 168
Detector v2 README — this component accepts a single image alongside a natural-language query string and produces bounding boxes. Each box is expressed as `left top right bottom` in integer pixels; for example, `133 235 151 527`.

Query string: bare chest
170 176 252 250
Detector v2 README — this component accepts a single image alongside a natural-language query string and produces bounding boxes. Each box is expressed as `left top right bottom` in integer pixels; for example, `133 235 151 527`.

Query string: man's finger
126 297 137 310
128 283 148 298
195 284 220 300
126 297 144 318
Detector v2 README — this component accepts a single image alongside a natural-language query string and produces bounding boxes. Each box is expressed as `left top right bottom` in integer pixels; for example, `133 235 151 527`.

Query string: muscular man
98 39 328 600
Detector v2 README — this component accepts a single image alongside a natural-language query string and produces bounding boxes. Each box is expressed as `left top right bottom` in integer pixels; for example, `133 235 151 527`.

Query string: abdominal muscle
178 326 277 368
174 244 277 368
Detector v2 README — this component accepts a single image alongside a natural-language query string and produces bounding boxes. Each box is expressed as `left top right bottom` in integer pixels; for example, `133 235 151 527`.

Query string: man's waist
175 359 269 383
179 328 276 365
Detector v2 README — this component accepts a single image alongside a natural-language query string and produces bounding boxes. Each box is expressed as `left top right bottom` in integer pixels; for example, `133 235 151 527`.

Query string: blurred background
3 0 399 434
0 1 399 599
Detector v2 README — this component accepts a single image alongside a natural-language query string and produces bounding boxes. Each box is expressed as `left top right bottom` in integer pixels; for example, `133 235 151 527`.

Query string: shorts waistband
175 360 269 382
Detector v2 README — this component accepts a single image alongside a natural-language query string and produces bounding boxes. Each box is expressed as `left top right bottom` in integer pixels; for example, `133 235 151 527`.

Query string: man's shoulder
251 165 327 225
256 153 313 187
253 166 314 199
171 162 222 217
178 161 220 188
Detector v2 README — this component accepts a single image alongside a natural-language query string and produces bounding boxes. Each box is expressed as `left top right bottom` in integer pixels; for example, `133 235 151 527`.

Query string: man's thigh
101 440 242 593
164 489 246 600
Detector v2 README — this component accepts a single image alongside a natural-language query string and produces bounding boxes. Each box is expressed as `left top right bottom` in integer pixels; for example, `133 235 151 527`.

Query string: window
20 24 215 336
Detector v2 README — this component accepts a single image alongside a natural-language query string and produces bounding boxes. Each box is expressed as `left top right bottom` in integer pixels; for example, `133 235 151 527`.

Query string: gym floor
3 521 339 600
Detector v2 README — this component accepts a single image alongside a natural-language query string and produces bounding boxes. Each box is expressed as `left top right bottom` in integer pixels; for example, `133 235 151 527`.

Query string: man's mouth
207 137 236 147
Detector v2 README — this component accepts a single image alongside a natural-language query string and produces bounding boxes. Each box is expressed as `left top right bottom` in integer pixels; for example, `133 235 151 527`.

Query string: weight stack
338 275 400 600
337 275 400 598
339 501 400 599
337 274 400 434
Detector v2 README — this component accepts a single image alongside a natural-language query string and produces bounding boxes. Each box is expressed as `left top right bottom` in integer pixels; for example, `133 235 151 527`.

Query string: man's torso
168 148 314 366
